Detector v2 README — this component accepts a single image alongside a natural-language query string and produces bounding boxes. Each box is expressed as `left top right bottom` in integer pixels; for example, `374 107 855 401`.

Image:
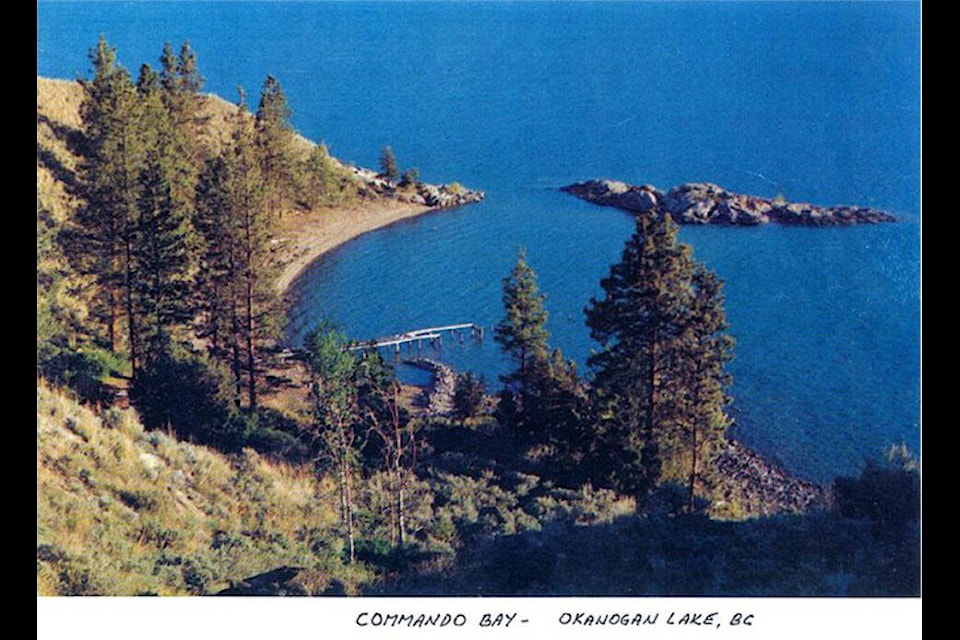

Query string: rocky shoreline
404 358 458 417
351 166 485 209
404 356 826 517
562 180 896 226
713 440 828 517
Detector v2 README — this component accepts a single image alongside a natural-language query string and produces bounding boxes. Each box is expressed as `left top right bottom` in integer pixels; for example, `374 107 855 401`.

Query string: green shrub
834 446 920 539
39 346 130 403
130 351 237 446
58 562 102 595
453 372 487 421
182 558 216 595
116 489 160 513
400 167 420 187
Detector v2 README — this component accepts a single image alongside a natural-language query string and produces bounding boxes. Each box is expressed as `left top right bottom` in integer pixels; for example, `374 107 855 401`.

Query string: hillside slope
36 381 372 595
37 76 483 294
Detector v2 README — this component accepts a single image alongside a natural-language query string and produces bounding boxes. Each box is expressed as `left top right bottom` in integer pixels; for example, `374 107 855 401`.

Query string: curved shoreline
274 200 435 295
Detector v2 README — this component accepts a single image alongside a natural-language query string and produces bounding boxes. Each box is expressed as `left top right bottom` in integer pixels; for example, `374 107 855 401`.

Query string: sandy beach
274 199 435 295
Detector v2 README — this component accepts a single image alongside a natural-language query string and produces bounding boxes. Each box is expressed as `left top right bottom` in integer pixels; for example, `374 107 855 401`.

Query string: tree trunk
124 237 138 374
688 423 698 513
344 458 355 564
394 433 405 549
231 306 243 408
245 268 257 410
109 286 118 353
338 421 356 564
396 470 405 548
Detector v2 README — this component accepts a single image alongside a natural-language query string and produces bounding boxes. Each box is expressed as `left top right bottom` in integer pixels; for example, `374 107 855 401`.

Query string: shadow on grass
374 506 920 597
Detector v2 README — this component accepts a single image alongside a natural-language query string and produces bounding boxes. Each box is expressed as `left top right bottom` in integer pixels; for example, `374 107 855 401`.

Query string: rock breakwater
405 358 457 417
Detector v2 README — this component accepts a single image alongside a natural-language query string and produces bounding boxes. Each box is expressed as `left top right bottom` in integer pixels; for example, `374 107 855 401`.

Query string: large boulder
561 180 661 213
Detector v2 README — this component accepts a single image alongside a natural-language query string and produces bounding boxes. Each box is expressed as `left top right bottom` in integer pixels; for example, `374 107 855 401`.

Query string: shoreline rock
350 166 485 209
404 358 457 417
713 439 828 517
561 179 896 226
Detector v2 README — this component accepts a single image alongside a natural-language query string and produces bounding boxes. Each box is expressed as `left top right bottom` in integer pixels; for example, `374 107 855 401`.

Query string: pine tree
672 264 734 511
158 42 207 179
159 41 204 123
218 89 281 409
255 75 296 217
584 211 733 507
133 63 198 365
193 89 281 410
74 36 143 361
493 250 588 478
494 248 550 431
523 348 591 485
303 143 343 208
194 153 234 360
379 145 399 182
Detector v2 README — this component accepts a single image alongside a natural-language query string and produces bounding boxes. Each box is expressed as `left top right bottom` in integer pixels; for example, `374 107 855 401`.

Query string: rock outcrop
351 167 485 209
713 440 828 517
562 180 896 226
405 358 457 417
411 182 486 208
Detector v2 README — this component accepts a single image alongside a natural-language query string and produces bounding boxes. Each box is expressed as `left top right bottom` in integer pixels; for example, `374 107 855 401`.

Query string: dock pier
347 323 484 357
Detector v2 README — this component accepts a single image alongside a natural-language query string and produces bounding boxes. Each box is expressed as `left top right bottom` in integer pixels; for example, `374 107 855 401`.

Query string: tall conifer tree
75 36 143 361
160 42 204 124
584 211 733 507
379 145 399 182
217 89 280 409
495 249 550 429
133 63 198 365
255 75 296 217
158 42 206 187
494 250 587 470
671 264 734 511
195 153 234 361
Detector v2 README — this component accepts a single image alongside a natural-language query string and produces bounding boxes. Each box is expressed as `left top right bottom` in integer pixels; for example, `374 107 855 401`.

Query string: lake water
37 1 920 483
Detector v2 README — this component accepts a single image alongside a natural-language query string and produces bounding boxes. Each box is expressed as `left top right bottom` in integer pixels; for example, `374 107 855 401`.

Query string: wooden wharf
347 323 484 356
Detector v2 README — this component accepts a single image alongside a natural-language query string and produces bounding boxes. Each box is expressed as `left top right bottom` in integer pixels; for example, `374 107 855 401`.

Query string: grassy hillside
36 382 646 595
37 78 83 223
37 381 373 595
37 381 919 596
37 77 318 219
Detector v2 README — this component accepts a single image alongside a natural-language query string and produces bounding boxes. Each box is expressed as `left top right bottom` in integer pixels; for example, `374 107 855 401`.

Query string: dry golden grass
37 78 84 130
37 380 351 595
37 78 84 222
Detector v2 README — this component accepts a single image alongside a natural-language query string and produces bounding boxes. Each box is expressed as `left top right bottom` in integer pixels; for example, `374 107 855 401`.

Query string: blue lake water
37 1 920 483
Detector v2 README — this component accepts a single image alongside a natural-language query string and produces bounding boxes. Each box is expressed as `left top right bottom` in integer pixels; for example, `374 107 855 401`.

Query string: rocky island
562 180 897 226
